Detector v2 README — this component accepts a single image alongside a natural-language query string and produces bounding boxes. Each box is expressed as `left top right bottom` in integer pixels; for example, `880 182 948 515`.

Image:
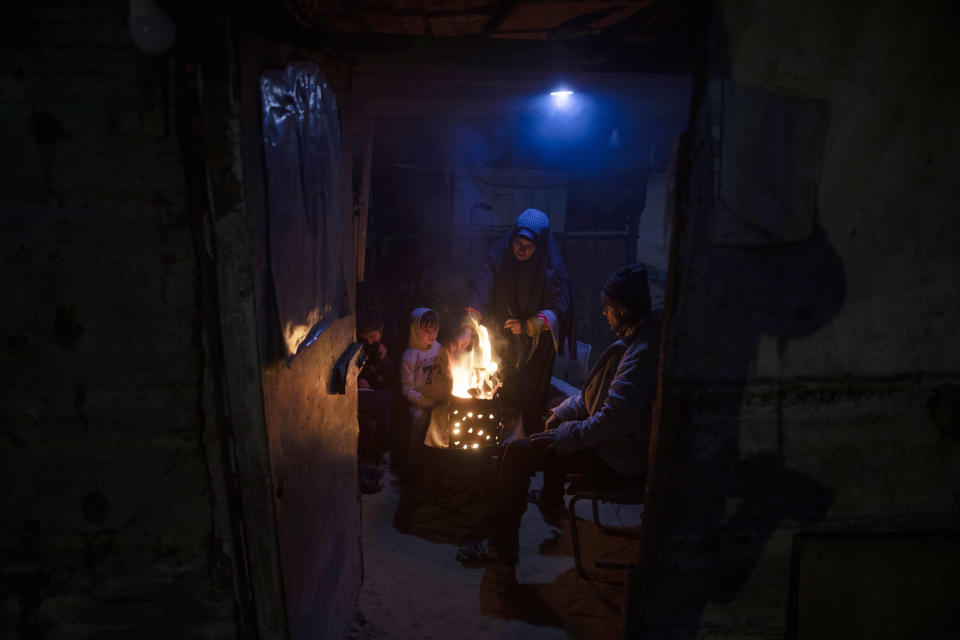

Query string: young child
400 308 451 471
357 313 396 392
355 314 396 493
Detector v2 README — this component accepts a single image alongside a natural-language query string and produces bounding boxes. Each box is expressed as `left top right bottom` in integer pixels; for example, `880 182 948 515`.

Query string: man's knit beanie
514 208 550 241
602 263 651 318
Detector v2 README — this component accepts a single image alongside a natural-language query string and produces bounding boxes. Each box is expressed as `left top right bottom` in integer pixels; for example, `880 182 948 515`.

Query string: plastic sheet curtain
260 62 344 357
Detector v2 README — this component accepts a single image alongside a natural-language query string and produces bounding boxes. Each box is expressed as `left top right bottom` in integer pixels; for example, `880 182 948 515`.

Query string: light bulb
128 0 176 54
550 89 574 109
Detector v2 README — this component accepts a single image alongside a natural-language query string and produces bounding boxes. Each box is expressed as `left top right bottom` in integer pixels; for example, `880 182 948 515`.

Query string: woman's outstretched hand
503 318 524 335
450 326 474 354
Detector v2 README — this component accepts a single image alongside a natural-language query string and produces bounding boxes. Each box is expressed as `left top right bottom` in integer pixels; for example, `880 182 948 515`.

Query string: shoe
527 489 567 524
360 478 382 494
359 467 382 494
455 539 518 568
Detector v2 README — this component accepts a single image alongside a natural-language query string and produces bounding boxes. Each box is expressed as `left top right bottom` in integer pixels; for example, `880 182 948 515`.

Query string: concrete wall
0 2 238 637
636 172 671 282
640 1 960 637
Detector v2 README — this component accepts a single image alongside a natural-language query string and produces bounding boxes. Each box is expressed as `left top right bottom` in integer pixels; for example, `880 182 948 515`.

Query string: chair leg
592 493 645 538
569 490 645 578
488 454 500 499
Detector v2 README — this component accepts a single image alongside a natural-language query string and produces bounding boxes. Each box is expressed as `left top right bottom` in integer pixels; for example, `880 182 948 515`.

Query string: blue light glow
522 87 592 147
550 89 574 109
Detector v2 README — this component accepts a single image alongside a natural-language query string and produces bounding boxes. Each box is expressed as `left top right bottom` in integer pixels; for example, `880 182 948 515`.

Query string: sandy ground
347 457 644 640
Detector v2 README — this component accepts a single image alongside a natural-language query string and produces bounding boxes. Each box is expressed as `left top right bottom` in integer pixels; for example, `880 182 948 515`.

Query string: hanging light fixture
128 0 177 54
550 89 574 109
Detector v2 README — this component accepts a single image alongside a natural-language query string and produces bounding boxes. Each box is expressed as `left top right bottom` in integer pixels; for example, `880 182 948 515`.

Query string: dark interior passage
1 1 958 639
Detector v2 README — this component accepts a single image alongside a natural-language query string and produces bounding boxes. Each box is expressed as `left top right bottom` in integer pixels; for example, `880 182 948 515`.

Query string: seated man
456 263 658 566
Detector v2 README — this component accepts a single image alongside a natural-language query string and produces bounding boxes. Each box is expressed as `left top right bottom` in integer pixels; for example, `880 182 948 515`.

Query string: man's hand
450 326 473 354
376 342 388 360
544 412 562 430
503 318 524 335
529 429 557 454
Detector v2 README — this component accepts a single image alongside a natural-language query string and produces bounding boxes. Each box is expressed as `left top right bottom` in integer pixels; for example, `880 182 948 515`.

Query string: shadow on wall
654 221 846 635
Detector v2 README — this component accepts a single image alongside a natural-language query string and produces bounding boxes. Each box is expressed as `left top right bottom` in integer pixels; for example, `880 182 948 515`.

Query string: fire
449 317 501 399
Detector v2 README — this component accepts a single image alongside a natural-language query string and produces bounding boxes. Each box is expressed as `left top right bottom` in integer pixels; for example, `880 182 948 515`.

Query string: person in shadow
357 313 397 494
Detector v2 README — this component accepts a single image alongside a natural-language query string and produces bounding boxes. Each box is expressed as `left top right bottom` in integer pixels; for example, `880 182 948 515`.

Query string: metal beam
483 0 522 35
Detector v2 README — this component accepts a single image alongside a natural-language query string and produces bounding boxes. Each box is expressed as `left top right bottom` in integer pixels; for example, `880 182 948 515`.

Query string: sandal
455 539 518 568
360 478 382 494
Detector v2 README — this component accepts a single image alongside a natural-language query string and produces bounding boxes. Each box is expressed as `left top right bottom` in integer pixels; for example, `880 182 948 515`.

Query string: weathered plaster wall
237 34 362 639
261 318 362 640
670 0 960 380
0 2 237 637
641 1 960 637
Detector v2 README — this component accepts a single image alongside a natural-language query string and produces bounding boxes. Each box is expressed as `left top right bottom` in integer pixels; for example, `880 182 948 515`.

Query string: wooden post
357 121 374 282
203 20 288 640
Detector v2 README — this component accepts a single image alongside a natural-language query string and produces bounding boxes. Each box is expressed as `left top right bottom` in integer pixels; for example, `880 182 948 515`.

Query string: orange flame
449 317 501 399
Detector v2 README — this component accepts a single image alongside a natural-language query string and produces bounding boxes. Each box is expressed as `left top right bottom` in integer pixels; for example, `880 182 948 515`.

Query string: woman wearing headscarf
451 208 575 435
